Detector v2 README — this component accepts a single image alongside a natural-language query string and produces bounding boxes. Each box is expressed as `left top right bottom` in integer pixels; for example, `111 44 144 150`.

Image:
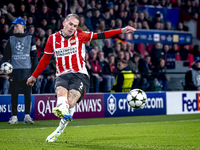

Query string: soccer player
26 14 136 142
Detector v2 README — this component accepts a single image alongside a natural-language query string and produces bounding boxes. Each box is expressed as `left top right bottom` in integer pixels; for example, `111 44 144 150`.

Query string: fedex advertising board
34 94 105 120
104 92 166 117
0 95 34 122
167 91 200 115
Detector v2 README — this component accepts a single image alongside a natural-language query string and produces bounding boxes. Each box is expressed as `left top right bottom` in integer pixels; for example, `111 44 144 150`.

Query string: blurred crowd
0 0 200 94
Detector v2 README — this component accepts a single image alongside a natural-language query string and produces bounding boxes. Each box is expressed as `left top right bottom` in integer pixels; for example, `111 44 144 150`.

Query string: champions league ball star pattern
127 89 147 109
1 62 13 74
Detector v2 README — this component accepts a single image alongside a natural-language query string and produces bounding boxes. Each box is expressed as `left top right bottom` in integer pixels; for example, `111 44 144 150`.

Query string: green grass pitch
0 114 200 150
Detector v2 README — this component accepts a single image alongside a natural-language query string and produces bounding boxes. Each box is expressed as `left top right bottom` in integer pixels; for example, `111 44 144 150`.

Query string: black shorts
54 72 90 103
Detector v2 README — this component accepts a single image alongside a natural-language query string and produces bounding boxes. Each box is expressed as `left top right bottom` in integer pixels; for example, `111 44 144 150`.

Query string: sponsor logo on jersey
55 45 77 57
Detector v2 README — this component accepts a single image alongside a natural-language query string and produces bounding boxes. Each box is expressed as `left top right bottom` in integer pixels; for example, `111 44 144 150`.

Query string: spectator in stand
77 15 88 31
116 50 125 67
185 57 200 91
179 43 189 60
132 12 139 23
68 0 80 14
154 22 161 30
164 21 173 30
132 22 137 29
193 13 199 19
85 52 93 92
7 3 19 18
140 0 148 5
35 37 42 59
84 9 93 31
87 0 96 9
168 43 179 55
27 25 35 38
142 21 150 30
139 55 154 91
143 10 152 27
39 17 48 31
121 42 128 51
0 24 9 41
85 41 93 53
35 27 46 50
129 53 140 74
109 19 116 30
0 16 6 30
79 0 87 10
109 8 115 20
153 58 170 91
111 59 135 92
116 18 123 29
0 39 9 94
138 12 145 22
53 7 64 30
19 4 26 17
36 4 49 23
172 0 182 8
27 4 37 25
148 0 159 6
89 49 102 92
113 42 122 57
22 13 28 24
127 42 134 57
190 45 200 59
151 42 165 66
98 20 109 31
176 22 188 31
102 10 111 25
127 20 134 27
108 53 116 77
91 9 103 30
160 22 164 30
27 16 35 26
102 39 113 59
47 16 59 33
162 44 170 60
137 22 142 29
90 28 104 50
97 51 115 92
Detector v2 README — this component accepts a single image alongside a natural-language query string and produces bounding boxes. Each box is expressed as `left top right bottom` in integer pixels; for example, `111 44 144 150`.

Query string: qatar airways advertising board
34 94 105 120
166 91 200 115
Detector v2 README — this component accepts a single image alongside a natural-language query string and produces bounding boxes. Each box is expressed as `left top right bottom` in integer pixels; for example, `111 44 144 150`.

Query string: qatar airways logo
55 45 77 57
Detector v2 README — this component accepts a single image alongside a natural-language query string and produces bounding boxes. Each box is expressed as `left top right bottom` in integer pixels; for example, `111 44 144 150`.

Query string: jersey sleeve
44 35 54 54
81 30 93 43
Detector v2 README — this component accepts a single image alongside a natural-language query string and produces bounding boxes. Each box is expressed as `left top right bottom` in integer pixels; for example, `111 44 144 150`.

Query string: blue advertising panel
125 30 192 44
0 95 35 122
138 6 179 28
104 92 166 117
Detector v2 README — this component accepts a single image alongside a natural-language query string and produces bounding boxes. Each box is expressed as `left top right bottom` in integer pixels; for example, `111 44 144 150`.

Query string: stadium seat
187 54 194 67
175 53 181 61
137 43 148 58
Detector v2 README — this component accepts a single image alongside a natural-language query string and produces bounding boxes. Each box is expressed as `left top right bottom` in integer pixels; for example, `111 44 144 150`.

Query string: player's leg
8 80 19 124
46 107 75 142
22 80 34 124
53 86 73 121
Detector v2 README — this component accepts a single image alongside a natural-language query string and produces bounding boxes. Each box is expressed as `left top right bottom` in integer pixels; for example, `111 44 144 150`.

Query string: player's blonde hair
65 14 80 22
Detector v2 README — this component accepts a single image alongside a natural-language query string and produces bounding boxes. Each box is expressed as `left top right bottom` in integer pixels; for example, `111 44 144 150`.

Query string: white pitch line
0 119 199 131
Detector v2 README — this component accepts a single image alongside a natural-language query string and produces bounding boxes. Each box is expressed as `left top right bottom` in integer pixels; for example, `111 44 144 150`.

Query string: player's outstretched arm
92 26 136 40
26 53 52 86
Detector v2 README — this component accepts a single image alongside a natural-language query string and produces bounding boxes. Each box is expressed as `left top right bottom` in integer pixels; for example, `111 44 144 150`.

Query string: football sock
12 115 17 119
57 96 69 111
25 114 30 118
57 107 75 132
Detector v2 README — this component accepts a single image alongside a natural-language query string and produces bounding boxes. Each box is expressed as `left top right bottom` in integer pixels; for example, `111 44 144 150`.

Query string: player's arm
92 26 136 40
27 35 53 86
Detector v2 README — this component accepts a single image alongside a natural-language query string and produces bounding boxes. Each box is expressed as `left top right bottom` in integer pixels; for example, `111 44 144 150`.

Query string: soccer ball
1 62 13 74
127 89 147 109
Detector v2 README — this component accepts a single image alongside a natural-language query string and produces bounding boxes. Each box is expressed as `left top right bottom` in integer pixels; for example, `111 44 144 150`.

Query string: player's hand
26 76 36 86
121 26 136 34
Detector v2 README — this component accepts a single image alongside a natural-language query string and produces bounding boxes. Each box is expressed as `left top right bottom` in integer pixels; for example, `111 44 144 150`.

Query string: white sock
57 107 75 132
25 114 30 118
12 115 17 119
57 96 69 111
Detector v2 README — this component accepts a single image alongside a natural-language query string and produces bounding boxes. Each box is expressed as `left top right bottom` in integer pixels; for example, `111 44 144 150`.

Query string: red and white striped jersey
44 29 93 76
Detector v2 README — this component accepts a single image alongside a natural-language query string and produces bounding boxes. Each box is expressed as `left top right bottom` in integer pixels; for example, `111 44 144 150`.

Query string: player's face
13 24 24 33
63 17 79 36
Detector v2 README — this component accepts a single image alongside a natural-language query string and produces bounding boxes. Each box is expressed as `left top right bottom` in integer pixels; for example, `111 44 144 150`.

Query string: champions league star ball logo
15 42 24 51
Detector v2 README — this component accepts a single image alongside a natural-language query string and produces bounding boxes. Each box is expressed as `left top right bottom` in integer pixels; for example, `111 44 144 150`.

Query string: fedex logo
182 93 200 112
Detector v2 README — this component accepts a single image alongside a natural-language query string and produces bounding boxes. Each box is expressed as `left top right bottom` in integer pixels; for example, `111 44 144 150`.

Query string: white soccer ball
127 89 147 109
1 62 13 74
